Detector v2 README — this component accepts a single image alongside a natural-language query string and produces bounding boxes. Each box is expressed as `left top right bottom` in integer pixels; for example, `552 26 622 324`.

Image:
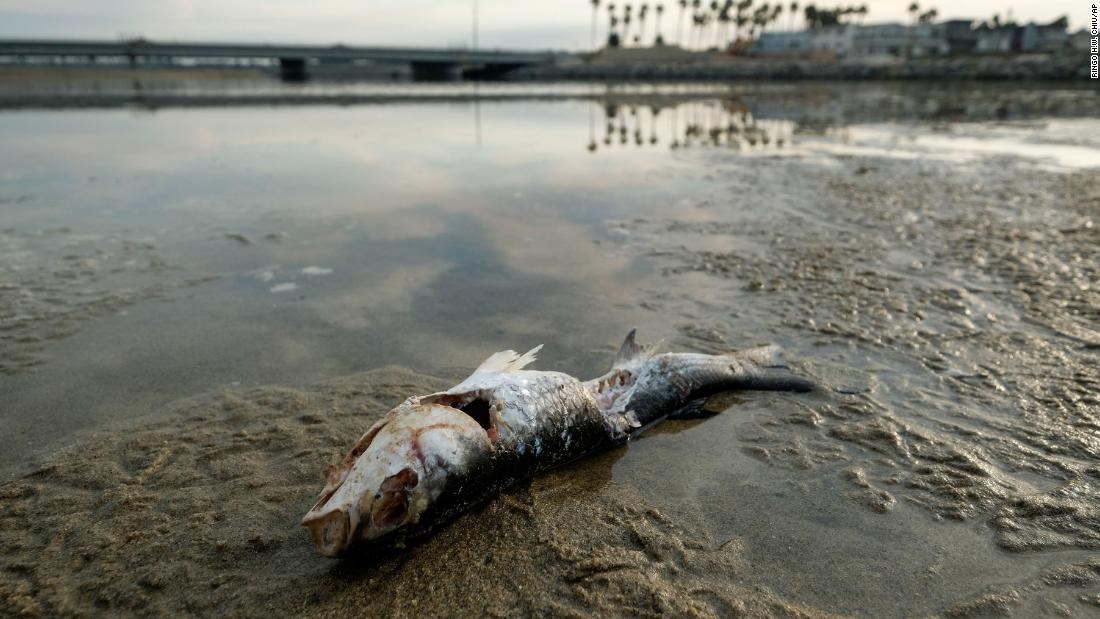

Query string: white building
810 25 858 58
752 31 813 55
852 23 908 57
975 19 1071 54
1071 28 1092 51
754 25 856 58
910 23 951 56
1021 21 1071 51
975 27 1014 53
756 18 1066 59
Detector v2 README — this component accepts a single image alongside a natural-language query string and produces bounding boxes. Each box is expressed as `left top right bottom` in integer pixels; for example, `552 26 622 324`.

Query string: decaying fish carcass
301 329 813 557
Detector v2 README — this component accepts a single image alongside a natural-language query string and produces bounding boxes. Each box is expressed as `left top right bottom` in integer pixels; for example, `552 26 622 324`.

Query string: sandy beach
1 367 840 617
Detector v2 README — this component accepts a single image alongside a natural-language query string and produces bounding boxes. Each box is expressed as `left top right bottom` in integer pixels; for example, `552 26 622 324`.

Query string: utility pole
473 0 480 50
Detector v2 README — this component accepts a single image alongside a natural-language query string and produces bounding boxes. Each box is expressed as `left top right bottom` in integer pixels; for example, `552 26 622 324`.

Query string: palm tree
708 1 720 47
607 3 619 46
691 0 702 48
907 3 920 58
717 0 733 48
678 0 689 45
788 1 798 31
772 4 782 33
756 3 770 37
655 3 666 44
591 0 602 48
639 3 650 45
916 7 938 53
622 4 633 46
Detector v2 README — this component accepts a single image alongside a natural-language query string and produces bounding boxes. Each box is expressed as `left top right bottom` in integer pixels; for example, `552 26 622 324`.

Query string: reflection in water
590 100 794 153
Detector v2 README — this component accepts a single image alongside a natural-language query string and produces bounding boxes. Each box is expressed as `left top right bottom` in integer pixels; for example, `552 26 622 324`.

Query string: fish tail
725 345 815 392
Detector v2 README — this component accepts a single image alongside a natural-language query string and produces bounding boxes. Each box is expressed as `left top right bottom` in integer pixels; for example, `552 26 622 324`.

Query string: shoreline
524 49 1091 81
0 49 1092 87
0 77 1095 113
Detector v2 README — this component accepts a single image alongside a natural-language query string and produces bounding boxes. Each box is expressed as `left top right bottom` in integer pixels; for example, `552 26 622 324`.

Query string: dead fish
301 329 813 557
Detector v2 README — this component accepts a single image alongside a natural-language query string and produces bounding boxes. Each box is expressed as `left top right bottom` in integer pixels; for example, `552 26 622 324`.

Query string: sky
0 0 1084 50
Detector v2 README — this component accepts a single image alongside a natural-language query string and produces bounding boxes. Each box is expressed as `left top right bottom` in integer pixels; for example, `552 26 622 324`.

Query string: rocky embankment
518 48 1090 81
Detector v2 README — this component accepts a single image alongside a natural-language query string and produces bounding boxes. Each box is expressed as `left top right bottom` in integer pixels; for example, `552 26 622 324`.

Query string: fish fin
613 328 657 367
472 344 543 375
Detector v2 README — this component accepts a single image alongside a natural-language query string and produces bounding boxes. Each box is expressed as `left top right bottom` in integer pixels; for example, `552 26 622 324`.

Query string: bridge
0 39 559 81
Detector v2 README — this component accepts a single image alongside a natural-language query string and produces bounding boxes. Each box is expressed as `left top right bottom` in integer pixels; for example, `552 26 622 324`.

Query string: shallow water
1 78 1099 617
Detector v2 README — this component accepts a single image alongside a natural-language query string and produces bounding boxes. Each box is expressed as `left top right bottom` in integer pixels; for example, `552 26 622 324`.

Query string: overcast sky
0 0 1083 50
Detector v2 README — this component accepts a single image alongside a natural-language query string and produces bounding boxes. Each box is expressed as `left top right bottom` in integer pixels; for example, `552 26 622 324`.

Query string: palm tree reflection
588 97 799 154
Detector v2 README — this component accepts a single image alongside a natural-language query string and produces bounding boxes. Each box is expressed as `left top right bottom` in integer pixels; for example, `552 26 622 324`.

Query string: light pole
473 0 479 50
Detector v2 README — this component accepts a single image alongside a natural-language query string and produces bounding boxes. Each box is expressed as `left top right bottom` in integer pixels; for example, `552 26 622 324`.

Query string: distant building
810 25 857 58
942 20 979 54
909 23 950 56
976 18 1071 54
1021 19 1071 52
755 17 1068 59
975 26 1015 53
753 31 813 55
846 20 975 58
1071 28 1092 51
852 23 908 57
753 25 855 58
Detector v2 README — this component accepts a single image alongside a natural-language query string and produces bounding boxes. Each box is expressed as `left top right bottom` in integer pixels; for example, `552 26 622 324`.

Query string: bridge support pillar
410 62 461 81
279 57 308 82
462 63 525 80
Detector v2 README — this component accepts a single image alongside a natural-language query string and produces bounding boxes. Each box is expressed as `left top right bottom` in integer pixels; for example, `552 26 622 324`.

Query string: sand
0 367 831 618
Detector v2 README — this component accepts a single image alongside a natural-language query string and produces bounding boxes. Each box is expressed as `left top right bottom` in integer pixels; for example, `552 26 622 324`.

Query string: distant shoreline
523 48 1091 81
0 53 1091 86
0 77 1095 123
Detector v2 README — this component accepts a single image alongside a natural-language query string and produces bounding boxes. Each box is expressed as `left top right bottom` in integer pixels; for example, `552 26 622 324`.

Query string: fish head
301 397 493 557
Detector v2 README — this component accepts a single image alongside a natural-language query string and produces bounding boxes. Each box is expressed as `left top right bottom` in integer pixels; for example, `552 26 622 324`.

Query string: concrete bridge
0 39 559 80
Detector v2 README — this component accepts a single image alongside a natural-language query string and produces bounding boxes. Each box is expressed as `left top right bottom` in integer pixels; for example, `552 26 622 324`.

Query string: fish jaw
301 401 491 556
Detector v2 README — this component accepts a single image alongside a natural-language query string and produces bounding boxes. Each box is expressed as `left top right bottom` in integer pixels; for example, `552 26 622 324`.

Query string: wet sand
0 368 832 618
2 83 1100 617
607 144 1100 615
